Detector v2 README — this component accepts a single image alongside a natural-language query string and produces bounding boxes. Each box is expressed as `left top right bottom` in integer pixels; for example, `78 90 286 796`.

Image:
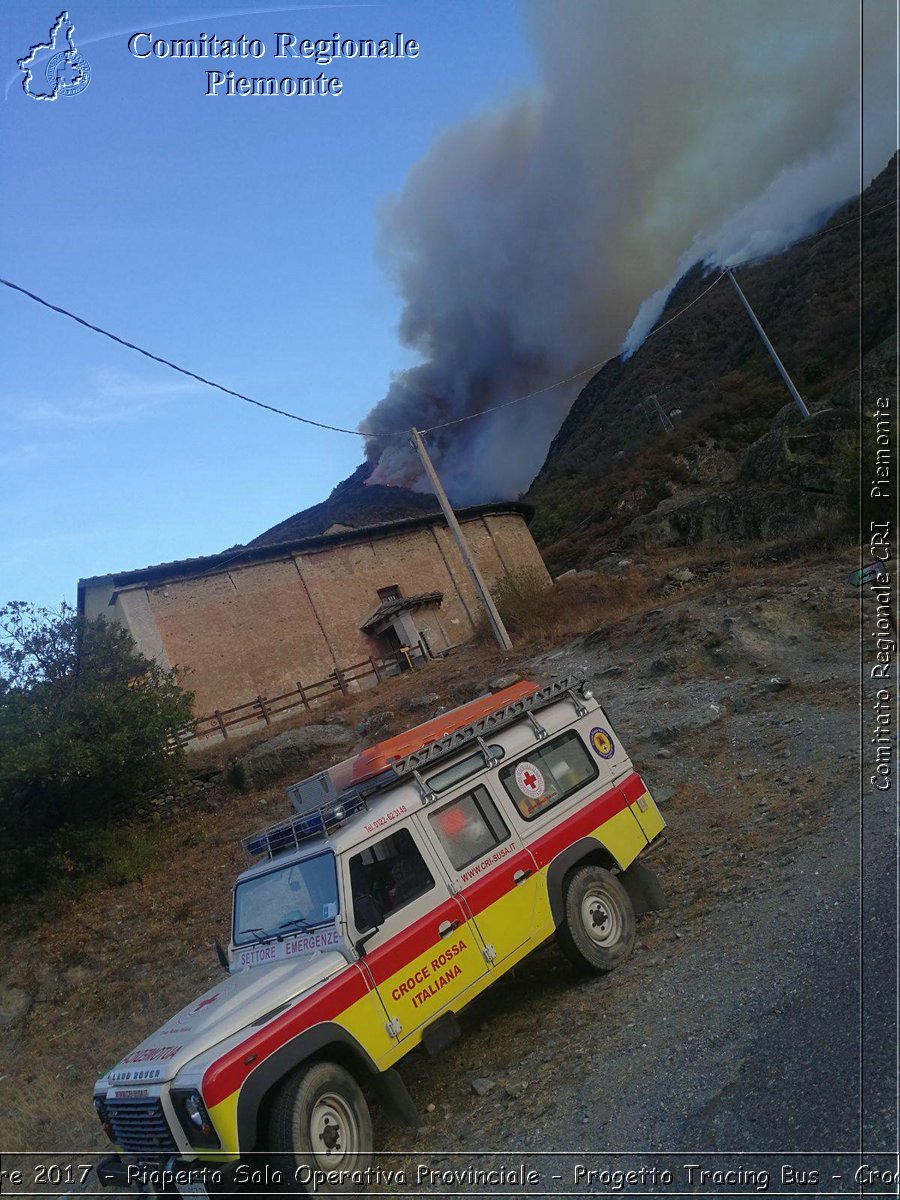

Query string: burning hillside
361 0 896 501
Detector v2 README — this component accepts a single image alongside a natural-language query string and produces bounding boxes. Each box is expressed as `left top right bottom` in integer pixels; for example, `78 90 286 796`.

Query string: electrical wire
2 196 894 442
425 196 897 434
0 276 382 438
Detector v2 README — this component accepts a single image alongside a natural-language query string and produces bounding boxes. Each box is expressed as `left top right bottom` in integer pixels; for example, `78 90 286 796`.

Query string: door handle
513 868 533 885
438 918 460 938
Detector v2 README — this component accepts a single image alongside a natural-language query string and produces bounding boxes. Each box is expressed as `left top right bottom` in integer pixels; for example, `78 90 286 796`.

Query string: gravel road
376 576 898 1196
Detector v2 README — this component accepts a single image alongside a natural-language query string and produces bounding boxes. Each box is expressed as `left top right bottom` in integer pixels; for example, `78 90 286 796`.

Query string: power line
1 196 894 442
395 197 898 433
421 270 731 433
0 276 380 439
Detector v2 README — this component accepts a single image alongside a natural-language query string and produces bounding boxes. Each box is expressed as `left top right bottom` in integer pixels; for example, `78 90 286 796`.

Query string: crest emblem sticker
590 727 615 759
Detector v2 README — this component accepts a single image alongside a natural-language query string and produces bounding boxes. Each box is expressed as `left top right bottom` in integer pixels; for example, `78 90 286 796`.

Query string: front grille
106 1096 177 1157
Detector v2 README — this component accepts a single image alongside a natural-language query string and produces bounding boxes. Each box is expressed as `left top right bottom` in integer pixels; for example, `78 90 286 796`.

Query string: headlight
581 683 594 700
185 1092 204 1128
172 1089 220 1149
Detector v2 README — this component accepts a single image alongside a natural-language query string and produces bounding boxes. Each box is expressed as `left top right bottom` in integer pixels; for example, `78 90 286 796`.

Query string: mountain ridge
246 152 896 560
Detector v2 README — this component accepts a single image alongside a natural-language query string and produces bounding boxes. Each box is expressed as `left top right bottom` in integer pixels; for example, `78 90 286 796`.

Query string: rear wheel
268 1060 372 1194
557 865 635 973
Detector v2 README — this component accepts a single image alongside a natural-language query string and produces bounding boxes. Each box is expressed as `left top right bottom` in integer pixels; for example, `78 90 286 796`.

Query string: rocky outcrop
739 409 855 494
621 486 835 548
231 724 356 790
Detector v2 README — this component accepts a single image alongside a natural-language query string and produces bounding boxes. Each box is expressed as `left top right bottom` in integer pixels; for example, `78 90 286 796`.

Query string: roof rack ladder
412 768 437 807
476 736 501 767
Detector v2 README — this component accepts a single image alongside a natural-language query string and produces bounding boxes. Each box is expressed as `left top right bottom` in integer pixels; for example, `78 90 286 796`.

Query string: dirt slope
0 545 868 1181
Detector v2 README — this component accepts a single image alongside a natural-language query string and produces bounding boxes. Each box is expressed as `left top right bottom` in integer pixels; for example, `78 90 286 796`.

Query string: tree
0 601 194 899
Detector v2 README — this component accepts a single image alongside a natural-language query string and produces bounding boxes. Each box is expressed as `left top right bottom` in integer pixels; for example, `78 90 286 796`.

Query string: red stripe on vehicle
616 771 647 804
527 779 632 868
363 896 465 982
202 965 369 1108
459 848 535 917
462 774 647 908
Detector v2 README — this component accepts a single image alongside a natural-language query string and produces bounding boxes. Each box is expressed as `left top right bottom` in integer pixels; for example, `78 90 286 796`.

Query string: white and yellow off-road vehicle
93 676 666 1194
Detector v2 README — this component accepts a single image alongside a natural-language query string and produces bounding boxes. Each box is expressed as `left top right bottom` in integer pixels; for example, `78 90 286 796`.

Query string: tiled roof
359 591 444 633
77 502 534 607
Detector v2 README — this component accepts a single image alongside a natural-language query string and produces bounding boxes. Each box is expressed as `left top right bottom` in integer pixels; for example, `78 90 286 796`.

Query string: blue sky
3 1 894 612
0 0 534 608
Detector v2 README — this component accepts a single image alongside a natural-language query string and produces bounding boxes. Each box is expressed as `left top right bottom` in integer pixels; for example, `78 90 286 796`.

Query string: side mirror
353 894 383 957
215 939 230 972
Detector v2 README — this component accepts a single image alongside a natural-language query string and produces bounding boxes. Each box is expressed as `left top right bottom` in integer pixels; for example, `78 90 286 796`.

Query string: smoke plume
363 0 897 501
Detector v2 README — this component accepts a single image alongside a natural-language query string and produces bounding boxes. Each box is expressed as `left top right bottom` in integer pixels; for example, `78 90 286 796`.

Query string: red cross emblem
515 762 544 796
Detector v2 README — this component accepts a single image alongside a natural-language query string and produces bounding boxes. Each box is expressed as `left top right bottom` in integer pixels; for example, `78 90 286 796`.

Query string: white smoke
364 0 897 499
624 43 898 355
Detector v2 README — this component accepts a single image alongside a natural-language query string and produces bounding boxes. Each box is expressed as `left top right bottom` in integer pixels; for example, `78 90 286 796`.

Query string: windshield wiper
277 916 314 937
237 927 271 945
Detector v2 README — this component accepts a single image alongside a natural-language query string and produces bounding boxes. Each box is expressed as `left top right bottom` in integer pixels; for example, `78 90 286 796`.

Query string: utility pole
644 393 674 434
410 427 513 651
726 268 810 420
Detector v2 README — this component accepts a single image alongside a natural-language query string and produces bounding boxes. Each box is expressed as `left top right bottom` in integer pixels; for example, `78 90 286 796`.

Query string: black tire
557 865 636 974
268 1060 373 1195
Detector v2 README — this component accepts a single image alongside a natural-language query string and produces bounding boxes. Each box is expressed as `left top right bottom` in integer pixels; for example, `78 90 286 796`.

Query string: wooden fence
178 645 425 747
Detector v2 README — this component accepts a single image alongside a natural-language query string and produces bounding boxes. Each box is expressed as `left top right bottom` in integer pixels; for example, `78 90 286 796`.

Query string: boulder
486 673 522 692
232 724 356 790
739 417 851 493
357 711 394 737
403 693 441 713
0 985 32 1029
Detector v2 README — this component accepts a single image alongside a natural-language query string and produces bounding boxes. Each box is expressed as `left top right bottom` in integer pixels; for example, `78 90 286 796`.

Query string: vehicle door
343 824 489 1044
416 782 540 967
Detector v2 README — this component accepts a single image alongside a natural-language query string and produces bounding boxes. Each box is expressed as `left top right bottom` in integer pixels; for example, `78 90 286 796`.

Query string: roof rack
242 675 588 860
386 675 586 783
243 793 369 860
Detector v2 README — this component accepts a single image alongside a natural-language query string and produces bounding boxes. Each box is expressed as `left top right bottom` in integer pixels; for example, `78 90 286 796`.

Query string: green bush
0 601 193 903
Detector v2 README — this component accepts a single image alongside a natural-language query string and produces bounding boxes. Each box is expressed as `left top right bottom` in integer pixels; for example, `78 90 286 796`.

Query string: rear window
499 731 598 820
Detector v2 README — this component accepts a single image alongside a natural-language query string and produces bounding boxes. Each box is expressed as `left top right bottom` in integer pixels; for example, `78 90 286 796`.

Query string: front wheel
557 865 636 974
268 1060 373 1194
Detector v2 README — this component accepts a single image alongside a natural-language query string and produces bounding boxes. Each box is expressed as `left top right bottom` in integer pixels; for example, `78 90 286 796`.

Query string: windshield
233 852 339 946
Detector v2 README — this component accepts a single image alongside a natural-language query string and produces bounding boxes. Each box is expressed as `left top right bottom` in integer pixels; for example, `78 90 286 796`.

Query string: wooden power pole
410 427 513 651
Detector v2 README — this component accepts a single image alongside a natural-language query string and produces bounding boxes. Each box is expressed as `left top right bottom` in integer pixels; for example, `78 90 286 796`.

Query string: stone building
77 502 548 717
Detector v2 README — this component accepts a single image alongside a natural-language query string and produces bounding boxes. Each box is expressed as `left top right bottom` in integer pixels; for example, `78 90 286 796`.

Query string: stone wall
109 512 548 716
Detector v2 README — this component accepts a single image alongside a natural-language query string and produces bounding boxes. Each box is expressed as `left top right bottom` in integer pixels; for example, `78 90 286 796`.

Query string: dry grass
485 536 839 650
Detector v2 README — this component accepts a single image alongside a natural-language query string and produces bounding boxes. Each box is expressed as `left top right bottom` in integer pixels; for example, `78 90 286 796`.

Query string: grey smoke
363 0 897 500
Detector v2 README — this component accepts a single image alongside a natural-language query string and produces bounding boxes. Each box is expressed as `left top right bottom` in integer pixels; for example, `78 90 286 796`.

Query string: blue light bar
242 793 369 859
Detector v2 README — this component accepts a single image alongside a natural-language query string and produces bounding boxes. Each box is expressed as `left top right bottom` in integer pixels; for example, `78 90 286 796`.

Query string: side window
428 785 510 871
499 731 599 820
349 827 434 930
426 744 505 795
